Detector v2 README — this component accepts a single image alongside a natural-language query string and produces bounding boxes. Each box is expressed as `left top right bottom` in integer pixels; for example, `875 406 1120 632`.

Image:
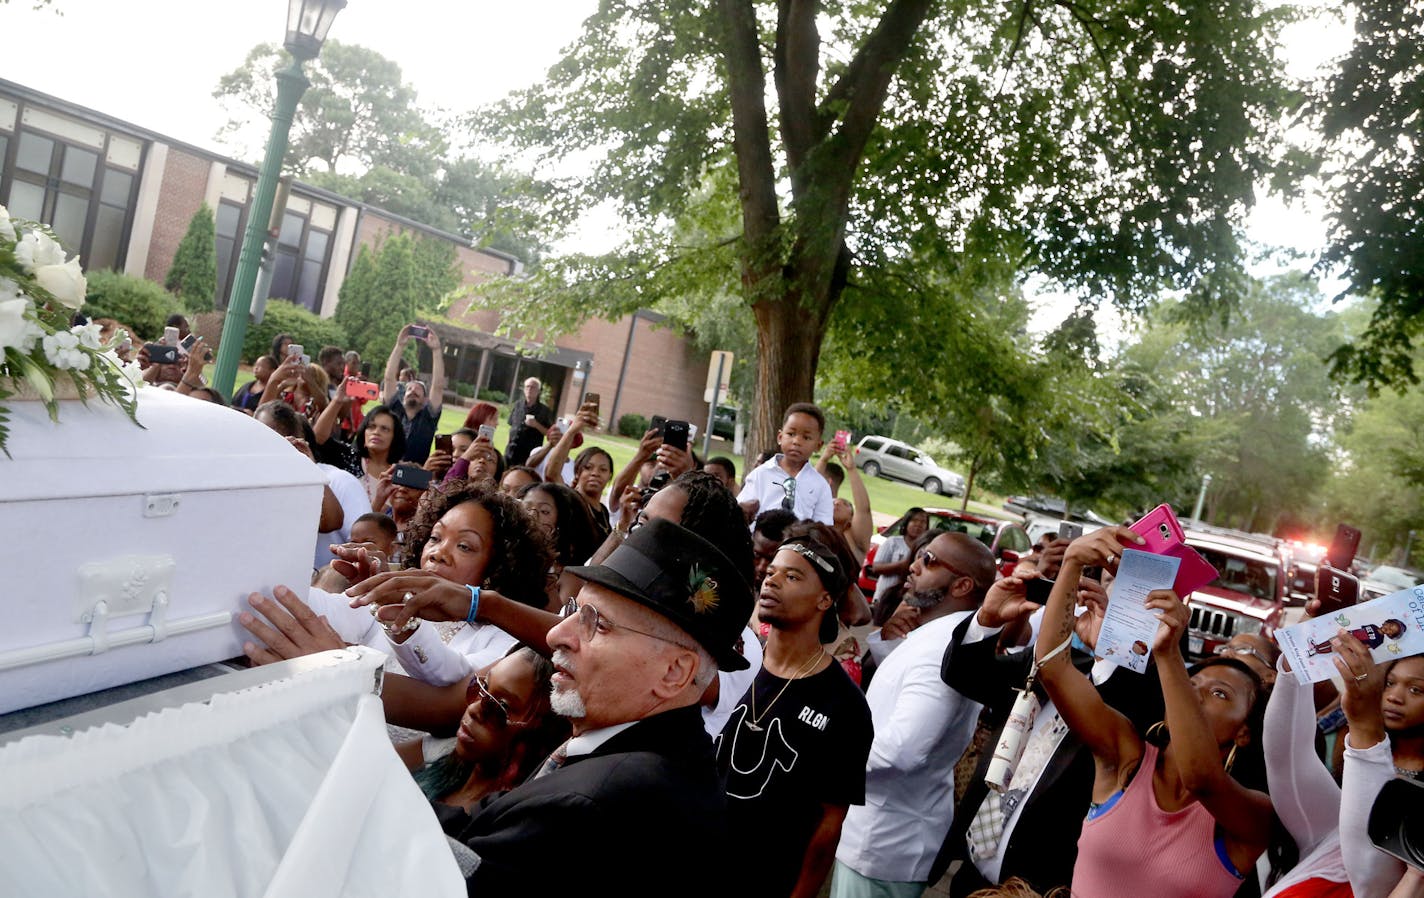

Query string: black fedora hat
566 518 754 671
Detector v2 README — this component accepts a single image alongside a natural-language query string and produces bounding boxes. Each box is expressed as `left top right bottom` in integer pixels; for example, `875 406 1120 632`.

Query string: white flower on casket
0 204 14 242
34 257 88 310
41 329 91 371
0 295 30 351
14 228 65 272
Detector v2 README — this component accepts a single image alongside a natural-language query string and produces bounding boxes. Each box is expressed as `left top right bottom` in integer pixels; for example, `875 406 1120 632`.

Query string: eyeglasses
916 548 974 581
559 596 695 651
1214 643 1274 669
780 476 798 512
465 674 533 728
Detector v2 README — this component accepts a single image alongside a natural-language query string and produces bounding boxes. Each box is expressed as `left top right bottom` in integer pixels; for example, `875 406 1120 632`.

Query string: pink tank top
1072 743 1246 898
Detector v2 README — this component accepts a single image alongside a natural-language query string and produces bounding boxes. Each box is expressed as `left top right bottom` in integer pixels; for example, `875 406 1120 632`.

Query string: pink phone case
1128 504 1219 596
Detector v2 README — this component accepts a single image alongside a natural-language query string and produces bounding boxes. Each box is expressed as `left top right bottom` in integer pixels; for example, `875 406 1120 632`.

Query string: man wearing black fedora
443 517 754 896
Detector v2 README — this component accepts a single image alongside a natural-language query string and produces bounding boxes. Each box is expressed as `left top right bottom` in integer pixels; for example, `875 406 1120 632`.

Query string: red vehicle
1180 526 1287 659
858 508 1032 593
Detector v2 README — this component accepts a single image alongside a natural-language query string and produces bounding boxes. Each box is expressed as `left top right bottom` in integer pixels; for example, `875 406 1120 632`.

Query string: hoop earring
1146 721 1168 742
1224 744 1238 775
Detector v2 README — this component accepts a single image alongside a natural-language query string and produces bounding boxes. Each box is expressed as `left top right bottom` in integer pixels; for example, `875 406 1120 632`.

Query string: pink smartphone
1128 503 1219 596
832 430 850 452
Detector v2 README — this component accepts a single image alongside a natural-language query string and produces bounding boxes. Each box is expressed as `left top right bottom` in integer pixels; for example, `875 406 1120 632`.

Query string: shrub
165 204 217 313
454 382 475 399
478 387 510 404
617 413 649 438
243 300 348 364
83 270 183 341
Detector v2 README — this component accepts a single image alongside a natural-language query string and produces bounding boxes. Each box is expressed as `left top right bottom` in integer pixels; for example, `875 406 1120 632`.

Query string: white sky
0 0 1355 339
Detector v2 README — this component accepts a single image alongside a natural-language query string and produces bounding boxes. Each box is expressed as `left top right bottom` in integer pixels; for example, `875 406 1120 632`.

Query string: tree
333 233 461 366
466 0 1294 458
1117 273 1348 532
214 43 547 267
165 203 217 313
1317 0 1424 391
214 41 446 178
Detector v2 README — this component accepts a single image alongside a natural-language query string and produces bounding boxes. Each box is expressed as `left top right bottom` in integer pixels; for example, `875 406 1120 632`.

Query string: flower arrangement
0 204 142 456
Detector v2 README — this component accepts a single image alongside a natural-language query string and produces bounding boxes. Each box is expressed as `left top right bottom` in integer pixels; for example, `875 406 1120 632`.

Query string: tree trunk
961 457 984 512
746 293 824 467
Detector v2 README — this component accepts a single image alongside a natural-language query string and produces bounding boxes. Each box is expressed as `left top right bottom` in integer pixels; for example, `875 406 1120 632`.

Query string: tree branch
775 0 825 174
823 0 936 175
718 0 781 250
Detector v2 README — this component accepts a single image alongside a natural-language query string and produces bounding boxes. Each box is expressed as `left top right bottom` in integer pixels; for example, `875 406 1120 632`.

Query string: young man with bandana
715 536 873 898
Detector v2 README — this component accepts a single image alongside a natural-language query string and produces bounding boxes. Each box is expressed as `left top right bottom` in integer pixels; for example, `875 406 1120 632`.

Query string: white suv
854 435 966 496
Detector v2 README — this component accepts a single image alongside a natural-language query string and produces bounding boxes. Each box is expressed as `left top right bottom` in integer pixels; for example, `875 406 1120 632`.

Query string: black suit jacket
933 615 1164 896
451 704 727 897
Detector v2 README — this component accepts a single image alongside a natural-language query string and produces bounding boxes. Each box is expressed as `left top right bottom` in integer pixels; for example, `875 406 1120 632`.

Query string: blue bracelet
466 585 481 624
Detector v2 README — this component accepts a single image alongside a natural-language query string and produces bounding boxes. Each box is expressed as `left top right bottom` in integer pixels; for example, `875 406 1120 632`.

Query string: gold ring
1355 673 1369 682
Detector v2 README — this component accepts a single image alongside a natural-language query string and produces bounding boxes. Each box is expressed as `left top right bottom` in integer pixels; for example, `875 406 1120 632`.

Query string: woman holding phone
1035 526 1274 898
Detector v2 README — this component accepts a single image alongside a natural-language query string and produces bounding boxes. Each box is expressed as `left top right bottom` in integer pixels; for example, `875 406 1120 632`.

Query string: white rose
71 321 103 350
35 258 87 309
14 229 66 273
0 297 29 351
0 205 14 243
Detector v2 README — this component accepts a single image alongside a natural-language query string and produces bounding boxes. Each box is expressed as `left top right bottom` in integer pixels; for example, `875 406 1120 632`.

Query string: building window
214 198 248 308
0 113 139 273
269 208 332 313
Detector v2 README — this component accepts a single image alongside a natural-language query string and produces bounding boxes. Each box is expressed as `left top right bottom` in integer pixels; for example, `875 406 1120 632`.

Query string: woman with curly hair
251 480 554 690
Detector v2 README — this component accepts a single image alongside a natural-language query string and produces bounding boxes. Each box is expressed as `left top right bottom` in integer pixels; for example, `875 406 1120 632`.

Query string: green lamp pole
212 0 346 396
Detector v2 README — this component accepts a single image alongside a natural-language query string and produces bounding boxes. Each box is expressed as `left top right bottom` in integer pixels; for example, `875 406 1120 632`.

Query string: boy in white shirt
737 402 835 524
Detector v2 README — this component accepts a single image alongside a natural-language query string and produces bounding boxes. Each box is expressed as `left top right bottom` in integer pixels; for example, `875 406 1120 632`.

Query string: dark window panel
88 204 126 271
216 201 241 238
99 169 132 207
60 147 97 187
51 191 88 252
278 211 304 247
16 132 53 174
271 248 298 301
297 258 322 310
304 228 329 263
7 179 45 220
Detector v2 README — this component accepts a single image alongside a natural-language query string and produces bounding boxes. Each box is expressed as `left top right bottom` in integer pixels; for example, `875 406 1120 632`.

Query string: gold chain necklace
745 648 825 732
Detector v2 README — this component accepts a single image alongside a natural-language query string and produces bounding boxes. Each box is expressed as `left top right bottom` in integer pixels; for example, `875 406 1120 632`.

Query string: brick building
0 77 721 428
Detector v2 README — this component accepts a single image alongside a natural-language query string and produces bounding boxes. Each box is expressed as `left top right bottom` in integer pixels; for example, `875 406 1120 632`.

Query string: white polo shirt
835 609 983 883
736 455 834 524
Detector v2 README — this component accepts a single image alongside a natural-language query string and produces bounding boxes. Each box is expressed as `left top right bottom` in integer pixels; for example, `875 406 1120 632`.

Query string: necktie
532 740 570 780
966 712 1069 860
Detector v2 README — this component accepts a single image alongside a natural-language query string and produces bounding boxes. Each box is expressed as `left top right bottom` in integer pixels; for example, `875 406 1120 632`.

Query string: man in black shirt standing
380 324 444 465
716 536 873 898
505 376 552 466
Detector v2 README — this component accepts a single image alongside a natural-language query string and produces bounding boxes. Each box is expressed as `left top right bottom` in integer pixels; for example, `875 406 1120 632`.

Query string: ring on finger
1354 673 1369 682
403 591 415 605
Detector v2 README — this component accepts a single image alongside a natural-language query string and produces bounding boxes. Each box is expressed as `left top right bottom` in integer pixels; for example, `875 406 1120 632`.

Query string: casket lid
1 388 324 502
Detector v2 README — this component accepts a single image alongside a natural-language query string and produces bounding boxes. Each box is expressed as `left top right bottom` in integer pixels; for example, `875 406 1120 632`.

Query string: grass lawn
212 366 1015 526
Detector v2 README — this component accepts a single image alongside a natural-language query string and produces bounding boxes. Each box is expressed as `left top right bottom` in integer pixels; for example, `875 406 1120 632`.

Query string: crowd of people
125 327 1424 898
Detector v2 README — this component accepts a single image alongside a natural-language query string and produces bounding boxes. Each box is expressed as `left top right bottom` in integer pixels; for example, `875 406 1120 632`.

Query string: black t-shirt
390 397 441 464
715 661 872 898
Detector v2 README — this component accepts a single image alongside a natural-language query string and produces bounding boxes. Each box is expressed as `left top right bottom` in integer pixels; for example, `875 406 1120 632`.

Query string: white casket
0 388 323 715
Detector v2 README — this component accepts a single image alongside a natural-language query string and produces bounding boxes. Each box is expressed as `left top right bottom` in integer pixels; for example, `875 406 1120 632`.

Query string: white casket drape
0 648 464 898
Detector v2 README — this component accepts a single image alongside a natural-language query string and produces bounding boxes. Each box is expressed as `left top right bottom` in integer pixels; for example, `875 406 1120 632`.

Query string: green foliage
214 41 446 178
164 203 217 313
214 42 545 267
1117 273 1349 531
82 270 183 341
453 382 475 399
478 387 510 404
333 234 460 368
242 299 347 365
1317 0 1424 391
617 414 650 439
463 0 1295 459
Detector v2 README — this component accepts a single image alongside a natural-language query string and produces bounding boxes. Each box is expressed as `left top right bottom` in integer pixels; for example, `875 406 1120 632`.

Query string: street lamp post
211 0 346 396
